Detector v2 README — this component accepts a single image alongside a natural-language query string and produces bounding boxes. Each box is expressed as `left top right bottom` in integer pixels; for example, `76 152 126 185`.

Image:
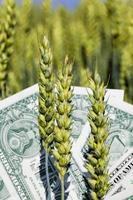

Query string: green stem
2 82 7 99
61 177 64 200
0 82 6 99
45 150 51 200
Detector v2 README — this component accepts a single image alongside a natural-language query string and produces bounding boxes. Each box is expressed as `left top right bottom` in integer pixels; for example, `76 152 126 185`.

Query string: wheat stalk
53 57 73 200
0 0 16 98
85 72 110 200
38 36 55 200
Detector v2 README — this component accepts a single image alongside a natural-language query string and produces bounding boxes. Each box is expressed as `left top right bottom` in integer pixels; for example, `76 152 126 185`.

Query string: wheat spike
38 36 55 200
53 57 73 200
85 72 110 200
38 36 55 152
0 0 16 98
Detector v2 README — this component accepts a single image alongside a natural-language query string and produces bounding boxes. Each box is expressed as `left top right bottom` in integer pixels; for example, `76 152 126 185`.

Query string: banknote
106 101 133 200
0 175 10 200
0 84 124 143
105 148 133 200
0 84 124 199
110 180 133 199
104 147 133 199
72 98 133 198
110 185 133 200
73 98 133 172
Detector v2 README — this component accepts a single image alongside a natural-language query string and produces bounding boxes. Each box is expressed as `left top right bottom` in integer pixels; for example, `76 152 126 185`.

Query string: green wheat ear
0 0 16 98
38 36 55 200
53 57 73 200
85 71 110 200
38 36 55 152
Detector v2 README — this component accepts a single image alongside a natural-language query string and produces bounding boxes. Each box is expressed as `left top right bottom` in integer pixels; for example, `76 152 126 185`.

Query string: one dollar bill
0 84 124 200
73 98 133 199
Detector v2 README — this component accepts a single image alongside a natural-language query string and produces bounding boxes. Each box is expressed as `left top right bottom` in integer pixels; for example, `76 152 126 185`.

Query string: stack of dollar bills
0 84 132 200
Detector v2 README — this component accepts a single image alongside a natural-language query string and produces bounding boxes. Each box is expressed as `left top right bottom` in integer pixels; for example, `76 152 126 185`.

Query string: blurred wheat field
0 0 133 102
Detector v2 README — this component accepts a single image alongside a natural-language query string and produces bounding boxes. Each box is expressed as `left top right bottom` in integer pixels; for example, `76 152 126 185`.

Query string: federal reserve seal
0 110 40 158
